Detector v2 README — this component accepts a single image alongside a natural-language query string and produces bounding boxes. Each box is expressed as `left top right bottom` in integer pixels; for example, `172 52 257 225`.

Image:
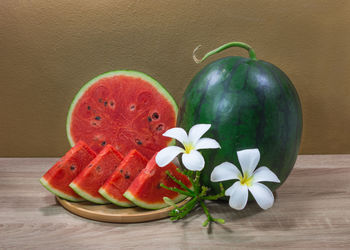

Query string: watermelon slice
40 141 96 202
66 70 178 159
123 155 193 210
69 145 124 204
99 149 148 207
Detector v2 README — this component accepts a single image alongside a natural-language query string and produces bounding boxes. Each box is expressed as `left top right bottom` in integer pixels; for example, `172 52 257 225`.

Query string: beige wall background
1 0 350 157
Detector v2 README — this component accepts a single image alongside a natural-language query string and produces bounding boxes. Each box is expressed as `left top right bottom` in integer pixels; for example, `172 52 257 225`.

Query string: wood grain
1 155 350 249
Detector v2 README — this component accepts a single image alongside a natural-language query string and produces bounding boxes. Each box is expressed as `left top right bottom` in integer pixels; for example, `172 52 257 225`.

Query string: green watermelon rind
66 70 178 147
98 187 135 208
123 190 187 210
69 182 110 204
40 177 84 202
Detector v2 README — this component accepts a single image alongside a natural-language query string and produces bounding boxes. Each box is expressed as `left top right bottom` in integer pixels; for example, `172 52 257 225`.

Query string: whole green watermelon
178 42 302 195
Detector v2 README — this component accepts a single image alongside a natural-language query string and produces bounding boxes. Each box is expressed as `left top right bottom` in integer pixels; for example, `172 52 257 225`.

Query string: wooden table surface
1 155 350 249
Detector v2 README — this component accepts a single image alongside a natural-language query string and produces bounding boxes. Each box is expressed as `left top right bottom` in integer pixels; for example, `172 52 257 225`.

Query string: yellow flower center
183 143 194 154
239 172 253 186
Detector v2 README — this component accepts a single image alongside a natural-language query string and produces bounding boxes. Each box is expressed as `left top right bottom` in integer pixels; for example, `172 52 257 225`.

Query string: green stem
203 194 225 200
193 41 257 64
200 201 214 227
170 197 198 220
200 201 225 226
203 183 225 200
165 170 194 195
176 168 195 188
162 171 226 226
160 184 193 197
194 171 201 194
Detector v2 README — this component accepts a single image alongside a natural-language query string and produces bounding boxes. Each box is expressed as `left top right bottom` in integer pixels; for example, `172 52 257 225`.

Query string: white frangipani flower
210 149 280 210
155 124 220 171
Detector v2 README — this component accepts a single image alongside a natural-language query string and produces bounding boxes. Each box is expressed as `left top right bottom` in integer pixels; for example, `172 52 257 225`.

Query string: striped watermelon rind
178 55 302 194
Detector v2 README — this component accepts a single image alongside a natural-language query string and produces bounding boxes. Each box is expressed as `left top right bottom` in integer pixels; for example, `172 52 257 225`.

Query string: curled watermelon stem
193 41 257 64
162 170 226 226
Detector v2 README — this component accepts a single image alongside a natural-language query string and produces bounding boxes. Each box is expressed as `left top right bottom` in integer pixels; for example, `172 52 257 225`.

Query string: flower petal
195 138 221 150
155 146 184 167
248 182 274 210
162 127 188 144
224 182 238 196
237 148 260 175
252 166 280 184
182 150 205 171
188 124 211 144
228 182 248 210
210 162 241 182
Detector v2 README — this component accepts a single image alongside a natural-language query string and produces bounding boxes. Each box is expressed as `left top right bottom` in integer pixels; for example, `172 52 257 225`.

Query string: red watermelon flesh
123 154 193 210
99 149 148 207
69 144 124 204
40 141 96 202
67 71 178 159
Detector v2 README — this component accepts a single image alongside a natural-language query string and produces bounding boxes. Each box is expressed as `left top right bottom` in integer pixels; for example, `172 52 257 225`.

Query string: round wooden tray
57 196 189 223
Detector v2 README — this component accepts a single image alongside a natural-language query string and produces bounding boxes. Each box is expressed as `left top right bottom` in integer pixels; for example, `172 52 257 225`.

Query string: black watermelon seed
104 101 108 106
148 116 152 122
110 101 114 106
95 116 101 120
70 165 76 171
96 166 101 172
87 106 91 110
130 105 135 111
152 112 159 119
156 124 164 131
124 173 130 179
135 139 142 145
101 141 106 146
120 169 123 173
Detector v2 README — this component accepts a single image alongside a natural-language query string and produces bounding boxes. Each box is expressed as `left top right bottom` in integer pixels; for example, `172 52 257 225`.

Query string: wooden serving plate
57 196 189 223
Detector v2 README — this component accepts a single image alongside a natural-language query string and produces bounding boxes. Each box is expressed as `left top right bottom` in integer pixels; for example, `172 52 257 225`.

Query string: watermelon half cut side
69 145 124 204
40 141 96 202
66 70 178 159
99 149 148 207
123 154 193 210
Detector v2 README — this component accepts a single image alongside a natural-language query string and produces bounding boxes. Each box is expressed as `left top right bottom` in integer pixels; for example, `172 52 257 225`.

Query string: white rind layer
69 182 110 204
123 190 187 210
99 187 135 208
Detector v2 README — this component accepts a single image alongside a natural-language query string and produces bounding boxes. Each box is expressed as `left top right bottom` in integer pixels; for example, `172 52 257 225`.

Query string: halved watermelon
69 145 123 204
123 155 193 210
40 141 96 201
66 70 178 159
99 149 148 207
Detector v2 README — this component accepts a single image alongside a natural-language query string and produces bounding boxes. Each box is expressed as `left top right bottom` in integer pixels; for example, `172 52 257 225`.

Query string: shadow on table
175 190 303 234
39 197 63 216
